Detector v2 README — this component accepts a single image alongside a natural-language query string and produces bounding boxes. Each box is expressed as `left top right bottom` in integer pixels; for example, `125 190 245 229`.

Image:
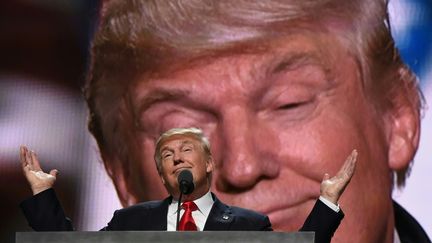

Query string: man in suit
20 127 356 243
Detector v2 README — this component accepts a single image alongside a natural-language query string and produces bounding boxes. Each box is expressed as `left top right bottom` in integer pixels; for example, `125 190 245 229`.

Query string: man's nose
173 152 183 165
214 107 280 192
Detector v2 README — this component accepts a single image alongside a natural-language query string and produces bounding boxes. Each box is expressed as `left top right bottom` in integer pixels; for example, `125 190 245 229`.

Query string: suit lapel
394 200 431 242
203 193 234 231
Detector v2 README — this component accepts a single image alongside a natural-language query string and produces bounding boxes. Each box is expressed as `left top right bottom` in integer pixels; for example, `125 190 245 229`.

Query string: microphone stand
176 192 183 231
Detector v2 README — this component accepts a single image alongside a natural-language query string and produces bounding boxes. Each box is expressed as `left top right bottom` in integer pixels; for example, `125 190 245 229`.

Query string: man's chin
265 199 316 231
218 193 317 231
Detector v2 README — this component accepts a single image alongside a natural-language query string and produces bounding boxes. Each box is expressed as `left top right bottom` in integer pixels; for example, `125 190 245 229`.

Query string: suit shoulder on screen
225 205 272 231
229 205 268 219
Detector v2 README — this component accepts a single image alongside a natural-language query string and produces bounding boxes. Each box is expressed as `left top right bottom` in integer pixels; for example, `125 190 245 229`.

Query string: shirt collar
170 190 214 216
394 228 401 243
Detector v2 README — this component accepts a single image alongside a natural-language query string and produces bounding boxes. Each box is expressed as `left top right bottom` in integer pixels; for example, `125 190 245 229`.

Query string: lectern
17 231 314 243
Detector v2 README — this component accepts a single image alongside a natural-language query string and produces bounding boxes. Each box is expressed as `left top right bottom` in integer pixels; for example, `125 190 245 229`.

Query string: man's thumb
49 169 59 178
323 173 330 181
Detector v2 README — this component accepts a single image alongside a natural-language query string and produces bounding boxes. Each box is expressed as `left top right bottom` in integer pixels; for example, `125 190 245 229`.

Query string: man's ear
387 100 420 172
101 153 138 207
159 170 166 185
206 156 214 173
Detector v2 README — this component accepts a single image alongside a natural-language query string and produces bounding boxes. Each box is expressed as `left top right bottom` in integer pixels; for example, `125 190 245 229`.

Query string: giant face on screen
85 0 422 242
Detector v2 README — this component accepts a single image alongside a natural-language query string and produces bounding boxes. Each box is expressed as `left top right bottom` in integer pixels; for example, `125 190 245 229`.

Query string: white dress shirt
318 196 340 212
167 191 214 231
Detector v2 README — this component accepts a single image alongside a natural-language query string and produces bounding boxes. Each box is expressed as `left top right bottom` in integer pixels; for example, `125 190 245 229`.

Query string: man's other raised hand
19 146 58 195
320 150 358 204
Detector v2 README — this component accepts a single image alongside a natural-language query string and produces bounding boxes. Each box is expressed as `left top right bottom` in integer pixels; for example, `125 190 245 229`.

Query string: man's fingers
19 146 46 176
322 150 357 184
24 146 33 169
30 150 43 171
19 146 27 167
22 146 35 172
344 149 357 178
320 150 358 204
338 149 357 176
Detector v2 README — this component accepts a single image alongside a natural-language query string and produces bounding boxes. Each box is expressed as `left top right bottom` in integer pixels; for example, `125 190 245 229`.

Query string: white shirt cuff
319 196 340 212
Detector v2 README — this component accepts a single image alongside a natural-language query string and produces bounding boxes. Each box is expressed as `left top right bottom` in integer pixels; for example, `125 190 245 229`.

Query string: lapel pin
222 215 230 220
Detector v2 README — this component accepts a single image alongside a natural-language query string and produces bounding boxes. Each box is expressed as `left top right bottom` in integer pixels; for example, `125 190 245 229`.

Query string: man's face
123 31 398 242
157 134 213 200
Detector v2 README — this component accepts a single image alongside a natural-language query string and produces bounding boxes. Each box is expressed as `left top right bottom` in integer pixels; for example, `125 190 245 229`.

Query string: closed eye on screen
163 153 173 158
277 102 307 110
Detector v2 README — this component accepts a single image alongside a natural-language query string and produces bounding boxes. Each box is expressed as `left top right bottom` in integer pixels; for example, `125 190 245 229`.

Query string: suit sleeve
300 200 344 243
261 215 273 231
20 188 74 231
100 210 121 231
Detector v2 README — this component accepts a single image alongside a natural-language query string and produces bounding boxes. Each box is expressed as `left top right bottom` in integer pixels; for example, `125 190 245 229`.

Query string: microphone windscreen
177 170 194 194
178 170 193 184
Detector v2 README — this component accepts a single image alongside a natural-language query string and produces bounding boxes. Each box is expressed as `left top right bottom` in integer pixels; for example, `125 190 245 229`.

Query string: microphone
177 170 195 195
176 170 195 230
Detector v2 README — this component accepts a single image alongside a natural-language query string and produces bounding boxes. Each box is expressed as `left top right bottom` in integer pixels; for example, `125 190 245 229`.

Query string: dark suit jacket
394 201 431 243
20 188 344 243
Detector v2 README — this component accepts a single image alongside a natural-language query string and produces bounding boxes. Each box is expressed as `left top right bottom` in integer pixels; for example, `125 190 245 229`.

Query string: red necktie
179 201 198 231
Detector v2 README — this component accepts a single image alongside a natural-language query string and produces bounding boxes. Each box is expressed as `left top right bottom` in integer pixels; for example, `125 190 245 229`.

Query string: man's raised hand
320 150 357 204
20 145 58 195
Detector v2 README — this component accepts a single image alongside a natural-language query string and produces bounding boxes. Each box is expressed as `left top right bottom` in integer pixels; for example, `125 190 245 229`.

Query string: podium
16 231 314 243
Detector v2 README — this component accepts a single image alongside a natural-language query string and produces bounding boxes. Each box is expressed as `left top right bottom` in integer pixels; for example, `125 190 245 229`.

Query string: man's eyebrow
180 140 194 147
160 140 194 154
160 146 172 154
136 88 190 114
267 52 326 74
